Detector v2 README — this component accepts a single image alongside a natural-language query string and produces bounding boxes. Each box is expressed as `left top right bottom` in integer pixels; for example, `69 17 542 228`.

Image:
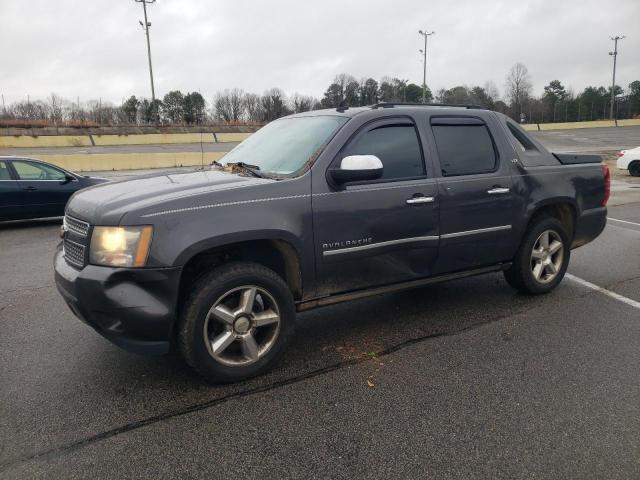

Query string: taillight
617 151 625 157
602 163 611 207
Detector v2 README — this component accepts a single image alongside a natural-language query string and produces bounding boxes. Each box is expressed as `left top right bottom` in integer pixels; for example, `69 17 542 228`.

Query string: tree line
501 63 640 123
1 64 639 127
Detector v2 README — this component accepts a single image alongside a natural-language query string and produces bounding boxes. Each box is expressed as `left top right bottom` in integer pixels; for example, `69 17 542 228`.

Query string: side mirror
330 155 383 184
62 174 76 184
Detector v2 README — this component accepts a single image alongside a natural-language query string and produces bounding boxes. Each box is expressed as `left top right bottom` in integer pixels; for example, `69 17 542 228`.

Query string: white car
617 147 640 177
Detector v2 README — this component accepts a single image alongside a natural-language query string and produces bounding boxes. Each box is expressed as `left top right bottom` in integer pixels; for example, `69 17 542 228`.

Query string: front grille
64 215 90 237
64 238 86 268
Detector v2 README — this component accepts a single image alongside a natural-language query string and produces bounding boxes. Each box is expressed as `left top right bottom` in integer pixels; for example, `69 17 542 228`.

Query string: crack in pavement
0 284 54 296
1 274 636 472
605 273 640 290
0 300 550 472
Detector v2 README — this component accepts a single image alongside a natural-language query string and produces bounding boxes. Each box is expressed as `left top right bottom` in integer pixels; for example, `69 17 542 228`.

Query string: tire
629 161 640 177
504 216 570 294
178 262 296 383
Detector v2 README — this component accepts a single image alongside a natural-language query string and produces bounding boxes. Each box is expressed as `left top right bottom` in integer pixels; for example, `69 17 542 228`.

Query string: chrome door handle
487 187 510 195
406 196 435 205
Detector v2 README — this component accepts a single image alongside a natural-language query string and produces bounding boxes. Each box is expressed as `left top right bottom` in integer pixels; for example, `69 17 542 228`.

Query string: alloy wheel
530 230 564 284
203 285 281 366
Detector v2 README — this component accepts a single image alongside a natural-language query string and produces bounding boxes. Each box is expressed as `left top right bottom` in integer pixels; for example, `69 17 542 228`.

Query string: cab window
343 123 425 181
431 120 497 176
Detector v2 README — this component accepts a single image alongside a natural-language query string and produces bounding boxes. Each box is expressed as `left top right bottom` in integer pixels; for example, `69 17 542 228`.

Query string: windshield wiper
226 162 265 178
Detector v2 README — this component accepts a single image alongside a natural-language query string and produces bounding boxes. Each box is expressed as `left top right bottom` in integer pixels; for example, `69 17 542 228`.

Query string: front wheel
504 216 570 294
178 262 296 383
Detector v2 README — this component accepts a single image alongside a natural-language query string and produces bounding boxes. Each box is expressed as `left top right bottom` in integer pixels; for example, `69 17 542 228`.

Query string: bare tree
47 93 64 124
243 93 263 122
290 93 315 113
228 89 245 121
484 80 500 102
505 63 533 117
214 89 245 122
10 100 48 120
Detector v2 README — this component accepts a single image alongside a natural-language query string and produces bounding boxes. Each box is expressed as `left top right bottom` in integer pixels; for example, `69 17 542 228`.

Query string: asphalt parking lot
1 130 640 479
530 125 640 153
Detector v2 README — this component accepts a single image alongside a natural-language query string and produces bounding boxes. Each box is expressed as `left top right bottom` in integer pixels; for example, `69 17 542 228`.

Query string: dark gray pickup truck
54 103 609 382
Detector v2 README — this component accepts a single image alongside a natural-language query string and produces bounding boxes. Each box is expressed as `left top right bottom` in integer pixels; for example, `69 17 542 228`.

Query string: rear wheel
178 262 296 383
504 216 570 294
629 161 640 177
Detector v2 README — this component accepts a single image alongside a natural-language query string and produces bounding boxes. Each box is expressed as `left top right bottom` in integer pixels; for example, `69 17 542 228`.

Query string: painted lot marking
566 273 640 310
608 217 640 227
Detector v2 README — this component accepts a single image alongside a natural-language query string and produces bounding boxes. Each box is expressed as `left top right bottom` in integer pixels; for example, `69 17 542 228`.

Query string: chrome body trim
323 235 439 257
441 225 512 239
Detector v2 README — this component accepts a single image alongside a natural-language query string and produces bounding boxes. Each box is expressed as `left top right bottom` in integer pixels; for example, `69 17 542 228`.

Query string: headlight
89 226 153 267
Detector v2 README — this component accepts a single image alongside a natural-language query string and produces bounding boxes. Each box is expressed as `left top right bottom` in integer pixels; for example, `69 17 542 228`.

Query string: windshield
218 116 348 177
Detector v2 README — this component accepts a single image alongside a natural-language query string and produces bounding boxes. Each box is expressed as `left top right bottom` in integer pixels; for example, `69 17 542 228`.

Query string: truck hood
67 169 271 224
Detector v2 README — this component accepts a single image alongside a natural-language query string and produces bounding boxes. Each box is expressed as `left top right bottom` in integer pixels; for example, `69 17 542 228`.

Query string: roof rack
370 102 487 110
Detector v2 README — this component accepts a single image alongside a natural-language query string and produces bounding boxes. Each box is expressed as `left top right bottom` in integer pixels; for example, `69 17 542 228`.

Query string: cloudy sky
1 0 638 105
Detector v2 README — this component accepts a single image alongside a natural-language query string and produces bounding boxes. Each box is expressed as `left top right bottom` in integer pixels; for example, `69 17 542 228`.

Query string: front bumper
54 245 182 355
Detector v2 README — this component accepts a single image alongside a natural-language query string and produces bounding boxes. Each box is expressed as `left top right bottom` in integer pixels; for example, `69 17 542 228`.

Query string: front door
312 117 440 297
11 159 77 218
427 115 517 273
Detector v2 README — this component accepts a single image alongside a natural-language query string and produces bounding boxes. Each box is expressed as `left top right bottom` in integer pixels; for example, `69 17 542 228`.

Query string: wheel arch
177 234 305 307
522 198 577 244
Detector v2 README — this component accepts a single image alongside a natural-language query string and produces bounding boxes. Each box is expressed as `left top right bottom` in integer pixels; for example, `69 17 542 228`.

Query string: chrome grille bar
63 238 86 268
64 215 90 237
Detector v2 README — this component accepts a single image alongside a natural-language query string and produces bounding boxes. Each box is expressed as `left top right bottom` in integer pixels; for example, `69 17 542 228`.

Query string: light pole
136 0 157 107
418 29 434 104
609 35 625 120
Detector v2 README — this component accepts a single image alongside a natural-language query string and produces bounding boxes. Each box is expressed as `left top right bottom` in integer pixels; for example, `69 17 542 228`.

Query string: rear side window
432 124 497 176
507 122 538 152
344 124 424 181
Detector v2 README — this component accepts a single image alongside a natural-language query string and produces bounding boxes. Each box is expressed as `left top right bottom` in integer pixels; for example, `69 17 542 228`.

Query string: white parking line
565 273 640 310
608 217 640 227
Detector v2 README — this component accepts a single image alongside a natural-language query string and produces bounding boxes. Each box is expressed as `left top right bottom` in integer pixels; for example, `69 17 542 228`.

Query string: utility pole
136 0 157 107
609 35 625 120
418 29 435 104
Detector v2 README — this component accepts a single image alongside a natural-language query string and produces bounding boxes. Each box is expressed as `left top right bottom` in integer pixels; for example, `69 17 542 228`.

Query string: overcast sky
1 0 638 105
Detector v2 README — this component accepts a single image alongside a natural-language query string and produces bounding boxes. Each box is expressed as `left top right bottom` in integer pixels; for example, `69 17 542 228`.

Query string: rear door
312 116 440 296
426 114 517 273
11 159 77 218
0 160 22 220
